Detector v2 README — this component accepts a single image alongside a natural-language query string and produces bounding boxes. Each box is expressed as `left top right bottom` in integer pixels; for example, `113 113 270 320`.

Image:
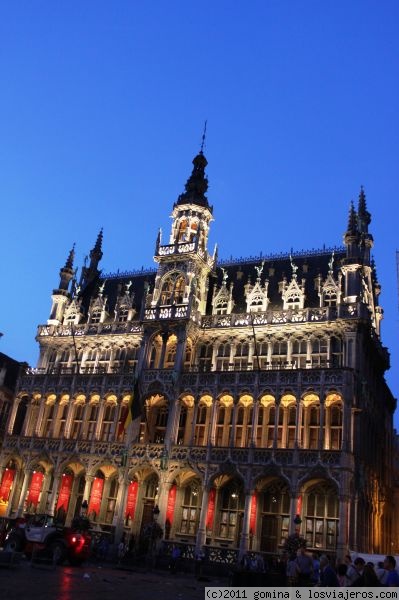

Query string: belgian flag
123 377 141 431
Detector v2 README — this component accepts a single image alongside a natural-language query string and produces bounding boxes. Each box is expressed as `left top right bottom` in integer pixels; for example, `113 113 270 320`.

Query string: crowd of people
284 550 399 587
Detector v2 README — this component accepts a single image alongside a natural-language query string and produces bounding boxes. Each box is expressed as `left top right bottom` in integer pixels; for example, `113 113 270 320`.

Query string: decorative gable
245 262 269 313
281 257 305 310
212 268 234 315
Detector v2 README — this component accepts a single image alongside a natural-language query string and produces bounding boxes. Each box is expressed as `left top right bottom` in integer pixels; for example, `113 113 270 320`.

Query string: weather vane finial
200 120 207 153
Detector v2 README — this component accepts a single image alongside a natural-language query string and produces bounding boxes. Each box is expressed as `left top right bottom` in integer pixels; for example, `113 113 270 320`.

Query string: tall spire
175 129 211 210
347 201 358 235
64 244 75 270
90 228 103 265
357 186 371 233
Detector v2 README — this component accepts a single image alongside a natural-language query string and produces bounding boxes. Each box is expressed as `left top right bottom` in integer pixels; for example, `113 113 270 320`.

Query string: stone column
16 470 32 516
239 491 253 559
318 397 326 450
251 400 260 446
229 398 239 447
7 398 21 434
38 470 53 513
65 475 81 526
48 471 62 516
157 475 171 530
158 332 169 369
83 475 93 505
336 494 350 560
289 491 300 535
164 398 180 449
64 399 76 438
207 400 218 446
195 486 210 552
95 399 106 440
273 401 280 449
113 471 130 543
188 400 199 446
34 397 46 436
294 399 303 447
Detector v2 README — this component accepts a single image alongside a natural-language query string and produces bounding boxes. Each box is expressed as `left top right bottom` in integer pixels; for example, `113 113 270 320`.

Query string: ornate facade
0 149 396 560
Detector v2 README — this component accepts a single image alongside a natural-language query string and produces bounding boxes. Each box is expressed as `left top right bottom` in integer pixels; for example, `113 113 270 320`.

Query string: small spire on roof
65 244 75 270
200 120 207 154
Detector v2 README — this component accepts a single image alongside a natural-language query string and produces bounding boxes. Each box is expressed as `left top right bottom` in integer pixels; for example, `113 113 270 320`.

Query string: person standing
296 546 313 586
383 556 399 587
319 555 339 587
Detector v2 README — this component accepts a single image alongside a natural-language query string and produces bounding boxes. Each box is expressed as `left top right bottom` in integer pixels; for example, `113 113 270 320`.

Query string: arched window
160 273 186 305
329 404 342 450
198 344 212 372
101 404 116 441
219 482 244 540
71 403 85 439
86 403 99 439
180 482 201 535
234 343 249 371
292 339 307 369
216 343 230 371
311 338 328 367
271 340 287 369
12 396 29 435
57 403 69 437
194 402 209 446
304 483 338 551
260 482 290 552
91 310 102 324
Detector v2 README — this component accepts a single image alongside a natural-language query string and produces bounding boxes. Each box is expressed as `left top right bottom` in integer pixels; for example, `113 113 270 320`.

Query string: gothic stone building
0 149 396 560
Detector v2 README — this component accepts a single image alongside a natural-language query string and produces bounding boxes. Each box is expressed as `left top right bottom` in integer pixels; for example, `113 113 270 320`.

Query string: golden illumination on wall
147 393 165 407
325 392 342 407
105 394 118 405
302 393 319 407
281 393 296 407
90 393 100 405
219 394 233 408
60 393 70 405
46 393 57 405
199 394 212 407
260 394 275 407
239 394 253 408
181 395 194 408
75 394 86 405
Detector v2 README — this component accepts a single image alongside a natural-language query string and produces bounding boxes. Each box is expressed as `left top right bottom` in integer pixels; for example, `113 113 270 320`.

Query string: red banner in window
56 474 73 514
249 492 257 534
296 495 302 516
206 488 216 530
166 484 177 525
27 472 44 507
88 477 104 517
0 469 15 502
125 481 138 519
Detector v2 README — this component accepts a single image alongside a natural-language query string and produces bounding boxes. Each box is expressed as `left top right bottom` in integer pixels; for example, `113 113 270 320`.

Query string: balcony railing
2 436 342 468
37 320 143 338
201 302 368 329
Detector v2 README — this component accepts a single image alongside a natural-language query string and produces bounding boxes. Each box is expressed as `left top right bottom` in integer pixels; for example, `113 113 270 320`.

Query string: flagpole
70 322 80 374
250 311 261 371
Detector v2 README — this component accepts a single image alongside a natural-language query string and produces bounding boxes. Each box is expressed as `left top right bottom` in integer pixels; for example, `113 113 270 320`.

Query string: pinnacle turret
347 201 358 236
357 186 371 233
64 244 75 270
175 151 211 211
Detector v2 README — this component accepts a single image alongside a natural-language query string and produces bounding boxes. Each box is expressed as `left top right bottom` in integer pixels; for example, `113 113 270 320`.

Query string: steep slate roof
76 247 345 322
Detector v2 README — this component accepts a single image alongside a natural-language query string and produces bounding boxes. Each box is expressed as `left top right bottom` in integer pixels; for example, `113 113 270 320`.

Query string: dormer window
215 300 228 315
118 307 129 322
91 310 101 324
323 290 337 308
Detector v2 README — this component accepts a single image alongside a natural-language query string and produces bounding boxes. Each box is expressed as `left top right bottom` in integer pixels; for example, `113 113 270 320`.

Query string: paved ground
0 559 228 600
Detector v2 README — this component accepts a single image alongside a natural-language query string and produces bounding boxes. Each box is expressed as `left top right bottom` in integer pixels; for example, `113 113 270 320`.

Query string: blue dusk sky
0 2 398 424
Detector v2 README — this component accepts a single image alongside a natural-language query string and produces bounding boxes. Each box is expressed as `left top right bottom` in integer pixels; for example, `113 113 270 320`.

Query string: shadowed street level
0 561 227 600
